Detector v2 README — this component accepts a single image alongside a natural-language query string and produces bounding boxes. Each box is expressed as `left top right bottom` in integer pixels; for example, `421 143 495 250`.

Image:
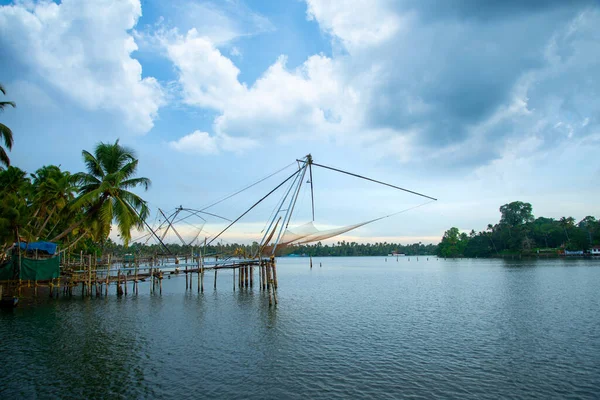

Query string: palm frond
73 171 102 188
81 150 104 178
0 101 16 111
0 146 9 168
0 123 13 150
120 177 151 191
96 140 136 174
118 159 139 181
71 188 104 209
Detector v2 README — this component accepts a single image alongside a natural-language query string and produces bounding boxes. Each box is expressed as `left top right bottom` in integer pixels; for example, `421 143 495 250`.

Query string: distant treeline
96 240 437 258
437 201 599 258
280 241 437 257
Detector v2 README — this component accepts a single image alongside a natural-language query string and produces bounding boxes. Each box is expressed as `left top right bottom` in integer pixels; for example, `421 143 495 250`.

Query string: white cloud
165 29 362 150
305 0 404 52
0 0 164 133
165 29 246 110
168 130 258 155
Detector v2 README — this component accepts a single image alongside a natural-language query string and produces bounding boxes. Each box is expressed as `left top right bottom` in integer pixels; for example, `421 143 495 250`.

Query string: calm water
1 257 600 399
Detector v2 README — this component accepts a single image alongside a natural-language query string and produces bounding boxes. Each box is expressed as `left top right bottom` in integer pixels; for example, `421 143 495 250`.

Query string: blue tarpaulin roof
19 242 58 255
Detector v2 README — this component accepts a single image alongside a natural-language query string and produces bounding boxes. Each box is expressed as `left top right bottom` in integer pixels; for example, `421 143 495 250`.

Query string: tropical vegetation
437 201 600 258
0 140 151 260
0 83 16 168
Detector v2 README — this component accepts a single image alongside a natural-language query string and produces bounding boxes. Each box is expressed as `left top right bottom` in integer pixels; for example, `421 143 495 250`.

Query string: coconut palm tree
0 166 32 252
51 140 151 246
30 165 78 240
0 83 16 168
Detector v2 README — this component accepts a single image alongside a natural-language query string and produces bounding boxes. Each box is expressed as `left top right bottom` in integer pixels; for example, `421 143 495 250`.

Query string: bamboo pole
135 264 138 295
105 255 110 297
88 255 92 297
233 267 236 291
266 262 272 306
272 257 278 289
214 269 217 290
200 266 204 293
258 262 262 289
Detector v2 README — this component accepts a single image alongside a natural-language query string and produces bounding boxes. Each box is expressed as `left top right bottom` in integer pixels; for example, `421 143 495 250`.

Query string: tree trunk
50 218 85 242
36 207 55 240
60 230 88 252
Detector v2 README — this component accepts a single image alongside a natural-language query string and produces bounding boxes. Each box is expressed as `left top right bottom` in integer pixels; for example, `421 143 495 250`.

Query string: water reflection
2 257 600 399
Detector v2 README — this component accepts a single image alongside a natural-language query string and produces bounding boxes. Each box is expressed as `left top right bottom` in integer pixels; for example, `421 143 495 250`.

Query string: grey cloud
401 0 596 21
361 4 596 161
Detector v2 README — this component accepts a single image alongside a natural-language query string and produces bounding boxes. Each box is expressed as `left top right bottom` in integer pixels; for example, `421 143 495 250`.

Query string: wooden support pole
250 266 253 288
117 269 123 296
124 272 128 296
105 270 109 297
310 256 313 269
266 263 272 306
159 276 162 295
271 264 278 305
214 269 218 290
233 267 236 291
200 266 204 293
88 254 92 297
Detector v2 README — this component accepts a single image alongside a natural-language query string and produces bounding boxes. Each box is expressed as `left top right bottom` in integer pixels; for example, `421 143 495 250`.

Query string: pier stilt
272 260 278 289
200 267 204 293
214 269 218 290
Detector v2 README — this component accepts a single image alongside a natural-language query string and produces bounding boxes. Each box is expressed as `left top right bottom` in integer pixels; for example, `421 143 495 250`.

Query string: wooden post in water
159 274 162 295
262 263 267 290
272 265 278 305
214 269 218 290
271 256 278 289
197 254 201 293
117 269 123 296
88 255 92 297
200 266 204 293
250 266 253 288
105 256 110 297
266 262 272 306
310 256 313 269
233 267 236 291
124 271 128 296
135 264 138 295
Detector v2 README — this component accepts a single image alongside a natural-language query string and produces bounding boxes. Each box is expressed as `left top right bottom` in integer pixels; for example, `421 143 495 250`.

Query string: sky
1 0 599 246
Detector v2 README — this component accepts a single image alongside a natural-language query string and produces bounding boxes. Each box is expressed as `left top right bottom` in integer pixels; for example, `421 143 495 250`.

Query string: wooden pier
0 253 279 306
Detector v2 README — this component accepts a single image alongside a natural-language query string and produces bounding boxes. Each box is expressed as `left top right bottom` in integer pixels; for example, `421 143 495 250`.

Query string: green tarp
0 257 60 281
0 261 14 280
